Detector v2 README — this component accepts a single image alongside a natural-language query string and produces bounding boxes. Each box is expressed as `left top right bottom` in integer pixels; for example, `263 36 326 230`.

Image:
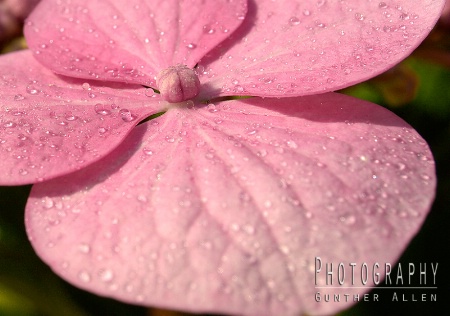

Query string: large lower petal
199 0 445 99
26 93 435 315
0 50 165 185
25 0 247 86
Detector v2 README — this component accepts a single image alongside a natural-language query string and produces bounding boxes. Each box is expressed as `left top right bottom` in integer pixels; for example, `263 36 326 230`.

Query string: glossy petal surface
26 93 435 316
25 0 247 87
199 0 445 98
0 51 165 185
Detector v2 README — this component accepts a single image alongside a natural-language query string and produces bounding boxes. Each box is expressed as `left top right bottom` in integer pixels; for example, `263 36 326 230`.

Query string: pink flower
440 0 450 27
0 0 444 315
0 0 39 42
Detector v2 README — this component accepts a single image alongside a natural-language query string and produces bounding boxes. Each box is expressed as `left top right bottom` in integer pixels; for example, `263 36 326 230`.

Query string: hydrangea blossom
0 0 444 315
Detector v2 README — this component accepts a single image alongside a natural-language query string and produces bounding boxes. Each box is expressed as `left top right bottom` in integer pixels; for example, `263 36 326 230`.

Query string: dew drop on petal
340 214 356 225
289 17 300 26
99 269 114 282
355 13 365 21
94 103 112 115
287 140 298 149
42 197 54 209
143 148 153 155
203 24 215 34
3 121 16 128
98 127 107 135
14 94 25 101
26 86 39 95
65 113 77 121
78 243 91 253
78 270 91 282
119 109 137 122
145 88 154 97
233 85 244 93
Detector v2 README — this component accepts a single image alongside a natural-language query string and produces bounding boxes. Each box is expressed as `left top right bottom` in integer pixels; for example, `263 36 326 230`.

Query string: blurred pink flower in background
440 0 450 27
0 0 39 43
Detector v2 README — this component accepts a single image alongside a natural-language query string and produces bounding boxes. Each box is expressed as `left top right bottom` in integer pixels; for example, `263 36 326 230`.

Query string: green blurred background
1 5 449 316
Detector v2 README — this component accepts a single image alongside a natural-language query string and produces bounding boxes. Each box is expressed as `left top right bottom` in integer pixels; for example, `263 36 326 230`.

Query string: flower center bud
156 65 200 103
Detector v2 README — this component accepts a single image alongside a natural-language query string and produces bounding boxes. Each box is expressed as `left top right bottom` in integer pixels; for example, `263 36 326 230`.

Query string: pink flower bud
156 64 200 103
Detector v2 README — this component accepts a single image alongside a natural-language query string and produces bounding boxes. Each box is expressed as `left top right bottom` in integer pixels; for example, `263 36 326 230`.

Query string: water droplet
286 140 298 149
42 197 54 209
243 224 255 235
379 2 387 9
14 94 25 101
145 88 154 97
186 43 197 49
279 245 290 254
399 13 409 20
82 82 91 90
137 194 148 202
315 21 326 28
17 134 27 141
303 9 311 16
203 24 215 34
78 270 91 282
340 214 356 225
65 113 77 121
99 269 114 282
165 136 175 143
98 127 107 135
143 148 153 155
3 121 16 128
207 103 218 113
355 13 365 21
26 85 39 95
257 149 267 157
289 17 300 26
95 103 111 115
233 85 244 93
78 243 91 253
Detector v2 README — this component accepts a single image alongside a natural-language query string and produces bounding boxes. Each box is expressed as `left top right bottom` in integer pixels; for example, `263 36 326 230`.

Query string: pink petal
26 93 435 316
25 0 247 87
0 50 165 185
199 0 446 99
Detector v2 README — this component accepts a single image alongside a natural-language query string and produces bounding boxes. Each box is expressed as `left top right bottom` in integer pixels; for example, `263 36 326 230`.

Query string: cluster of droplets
0 72 163 181
80 82 140 125
212 0 424 97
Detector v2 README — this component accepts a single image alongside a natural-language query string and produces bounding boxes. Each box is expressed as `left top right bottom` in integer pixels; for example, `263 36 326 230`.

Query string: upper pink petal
0 50 165 185
24 0 247 87
199 0 445 99
26 93 435 315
